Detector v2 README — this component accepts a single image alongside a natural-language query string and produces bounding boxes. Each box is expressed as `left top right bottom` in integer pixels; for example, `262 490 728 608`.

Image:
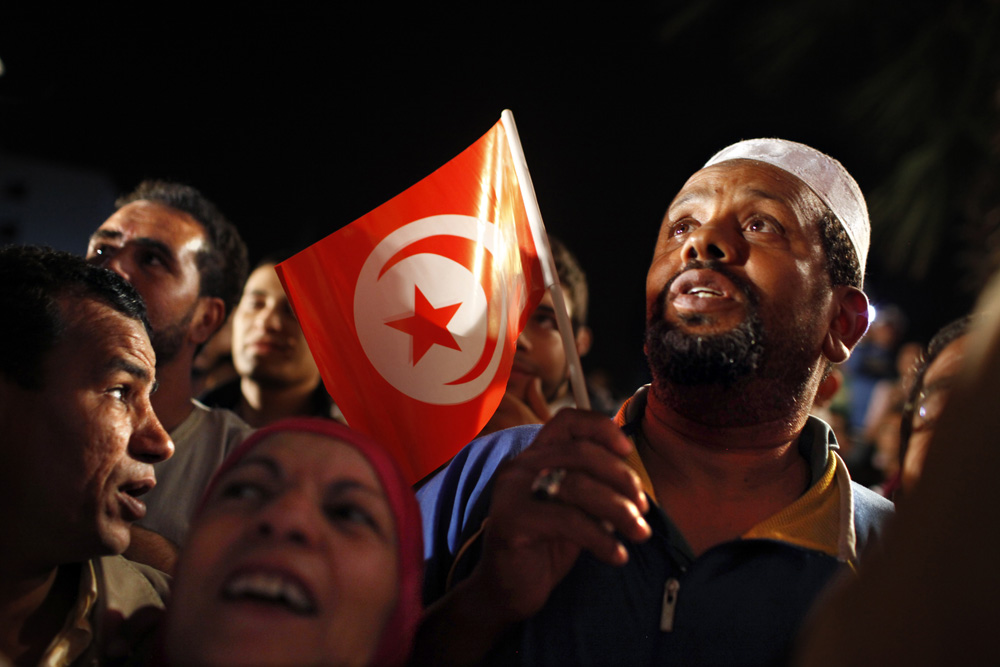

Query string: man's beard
644 260 820 425
645 261 765 388
151 309 195 367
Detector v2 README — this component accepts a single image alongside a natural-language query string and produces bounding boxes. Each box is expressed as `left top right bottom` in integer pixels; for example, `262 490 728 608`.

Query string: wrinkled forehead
96 201 209 257
671 160 826 216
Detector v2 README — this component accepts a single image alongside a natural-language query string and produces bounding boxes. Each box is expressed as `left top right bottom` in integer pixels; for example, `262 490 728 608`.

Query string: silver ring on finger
531 467 567 501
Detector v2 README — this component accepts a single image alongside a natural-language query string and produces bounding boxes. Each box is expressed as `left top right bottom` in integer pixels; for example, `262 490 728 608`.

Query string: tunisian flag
276 116 545 483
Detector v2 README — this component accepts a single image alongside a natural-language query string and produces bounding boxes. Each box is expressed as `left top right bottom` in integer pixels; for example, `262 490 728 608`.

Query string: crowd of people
0 136 990 665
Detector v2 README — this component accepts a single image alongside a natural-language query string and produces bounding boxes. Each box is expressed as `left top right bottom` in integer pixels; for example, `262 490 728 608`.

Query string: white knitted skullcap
704 138 870 275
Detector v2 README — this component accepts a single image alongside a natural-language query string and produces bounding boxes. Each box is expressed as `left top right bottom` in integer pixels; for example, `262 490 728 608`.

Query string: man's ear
574 325 593 358
188 296 227 346
823 286 870 364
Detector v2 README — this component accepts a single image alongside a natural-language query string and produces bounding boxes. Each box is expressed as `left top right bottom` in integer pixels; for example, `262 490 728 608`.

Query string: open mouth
685 286 724 298
118 481 152 520
221 571 317 616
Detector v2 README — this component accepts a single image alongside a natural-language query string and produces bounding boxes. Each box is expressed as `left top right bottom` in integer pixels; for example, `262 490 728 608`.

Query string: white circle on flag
354 215 509 405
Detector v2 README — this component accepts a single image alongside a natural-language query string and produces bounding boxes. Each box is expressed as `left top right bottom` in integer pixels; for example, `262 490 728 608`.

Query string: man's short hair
116 180 249 316
0 245 151 390
549 235 589 330
818 210 863 289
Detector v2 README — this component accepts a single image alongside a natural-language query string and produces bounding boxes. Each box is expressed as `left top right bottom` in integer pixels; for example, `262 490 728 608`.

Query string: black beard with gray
644 260 821 426
645 261 765 389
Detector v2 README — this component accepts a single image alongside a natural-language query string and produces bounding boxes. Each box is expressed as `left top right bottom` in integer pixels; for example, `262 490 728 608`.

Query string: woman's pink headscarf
198 417 424 667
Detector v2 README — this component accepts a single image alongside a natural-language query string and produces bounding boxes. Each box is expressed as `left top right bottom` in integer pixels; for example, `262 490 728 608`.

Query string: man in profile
87 180 252 570
415 139 894 665
0 246 173 665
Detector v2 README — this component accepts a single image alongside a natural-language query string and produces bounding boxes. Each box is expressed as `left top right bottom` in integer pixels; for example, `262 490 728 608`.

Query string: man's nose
254 489 321 547
516 329 532 351
259 305 284 332
97 252 133 284
681 221 747 265
130 409 174 464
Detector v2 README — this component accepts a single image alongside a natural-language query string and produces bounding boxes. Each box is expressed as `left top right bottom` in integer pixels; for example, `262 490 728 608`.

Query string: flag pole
501 109 591 411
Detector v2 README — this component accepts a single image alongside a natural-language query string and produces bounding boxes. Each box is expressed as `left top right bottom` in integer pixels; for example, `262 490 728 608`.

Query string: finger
525 377 553 422
534 408 635 458
517 437 648 513
490 477 631 566
502 454 649 543
548 468 652 543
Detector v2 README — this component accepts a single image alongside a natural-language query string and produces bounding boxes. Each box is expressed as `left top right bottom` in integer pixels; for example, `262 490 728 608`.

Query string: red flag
275 119 545 483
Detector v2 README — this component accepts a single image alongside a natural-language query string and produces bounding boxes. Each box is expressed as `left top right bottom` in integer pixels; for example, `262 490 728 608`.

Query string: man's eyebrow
668 190 709 211
129 237 176 259
107 357 151 384
90 230 176 260
90 228 123 243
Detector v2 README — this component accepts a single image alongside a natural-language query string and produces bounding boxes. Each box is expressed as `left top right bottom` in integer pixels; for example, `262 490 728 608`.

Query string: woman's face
167 431 399 666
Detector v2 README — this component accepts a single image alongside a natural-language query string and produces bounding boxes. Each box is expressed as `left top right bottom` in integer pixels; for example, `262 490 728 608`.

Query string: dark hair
0 245 151 389
817 210 863 289
549 235 589 330
117 180 249 316
898 315 973 462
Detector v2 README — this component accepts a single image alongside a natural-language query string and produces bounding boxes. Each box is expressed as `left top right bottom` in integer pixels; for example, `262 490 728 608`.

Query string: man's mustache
651 260 760 322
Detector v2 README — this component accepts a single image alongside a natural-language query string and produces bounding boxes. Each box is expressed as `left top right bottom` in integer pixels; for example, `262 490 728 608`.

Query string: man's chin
505 372 534 402
645 313 764 388
99 522 133 557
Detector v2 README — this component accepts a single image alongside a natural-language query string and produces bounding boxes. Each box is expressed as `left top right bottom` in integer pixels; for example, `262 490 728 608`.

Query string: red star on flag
386 286 463 364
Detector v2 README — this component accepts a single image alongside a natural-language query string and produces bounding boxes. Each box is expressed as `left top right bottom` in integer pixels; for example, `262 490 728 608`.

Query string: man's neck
238 377 319 428
0 565 77 666
638 385 812 556
151 355 196 433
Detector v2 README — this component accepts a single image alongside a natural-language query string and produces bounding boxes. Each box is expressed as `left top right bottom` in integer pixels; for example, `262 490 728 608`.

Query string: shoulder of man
79 555 170 667
851 481 896 557
417 425 543 604
183 399 254 457
95 554 170 611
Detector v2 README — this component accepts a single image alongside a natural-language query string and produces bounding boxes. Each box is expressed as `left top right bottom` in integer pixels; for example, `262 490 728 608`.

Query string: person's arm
123 525 179 575
411 410 651 665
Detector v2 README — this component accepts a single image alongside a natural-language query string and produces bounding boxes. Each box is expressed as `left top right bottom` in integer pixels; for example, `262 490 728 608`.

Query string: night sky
1 5 985 395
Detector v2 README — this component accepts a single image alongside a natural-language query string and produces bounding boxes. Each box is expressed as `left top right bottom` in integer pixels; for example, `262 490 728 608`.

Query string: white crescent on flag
353 214 511 405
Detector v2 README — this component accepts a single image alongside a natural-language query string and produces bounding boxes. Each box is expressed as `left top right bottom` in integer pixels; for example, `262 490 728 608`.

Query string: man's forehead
670 161 819 211
54 297 156 370
94 200 208 253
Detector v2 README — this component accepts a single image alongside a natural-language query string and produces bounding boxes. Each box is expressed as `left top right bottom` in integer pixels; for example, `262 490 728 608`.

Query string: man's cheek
505 373 533 402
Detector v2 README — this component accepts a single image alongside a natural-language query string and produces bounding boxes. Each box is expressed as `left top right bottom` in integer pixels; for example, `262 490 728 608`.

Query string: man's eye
532 314 557 330
139 251 165 267
745 217 781 234
88 245 114 262
108 386 129 402
670 220 695 237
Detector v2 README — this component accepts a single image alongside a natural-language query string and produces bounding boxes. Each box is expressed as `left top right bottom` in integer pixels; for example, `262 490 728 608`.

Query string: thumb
526 377 553 422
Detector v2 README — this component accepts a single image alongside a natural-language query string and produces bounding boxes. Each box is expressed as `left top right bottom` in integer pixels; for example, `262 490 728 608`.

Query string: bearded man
87 181 252 571
413 139 895 666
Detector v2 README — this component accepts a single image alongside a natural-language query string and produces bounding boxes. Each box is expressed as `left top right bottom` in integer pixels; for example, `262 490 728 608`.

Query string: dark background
2 4 997 396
